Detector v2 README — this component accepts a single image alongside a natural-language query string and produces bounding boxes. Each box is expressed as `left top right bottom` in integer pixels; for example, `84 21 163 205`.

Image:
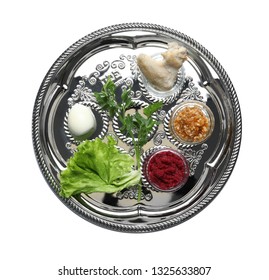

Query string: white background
1 0 268 279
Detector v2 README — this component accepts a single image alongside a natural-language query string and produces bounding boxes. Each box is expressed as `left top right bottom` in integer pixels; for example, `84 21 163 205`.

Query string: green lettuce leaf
59 137 141 198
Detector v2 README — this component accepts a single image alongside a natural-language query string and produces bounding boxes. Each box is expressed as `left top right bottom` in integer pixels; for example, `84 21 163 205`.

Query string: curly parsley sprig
94 77 163 200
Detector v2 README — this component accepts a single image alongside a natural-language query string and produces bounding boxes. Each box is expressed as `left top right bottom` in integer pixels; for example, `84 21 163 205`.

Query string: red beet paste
147 150 188 190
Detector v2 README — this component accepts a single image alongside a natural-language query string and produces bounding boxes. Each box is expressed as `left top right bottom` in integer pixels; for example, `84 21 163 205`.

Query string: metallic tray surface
32 23 242 232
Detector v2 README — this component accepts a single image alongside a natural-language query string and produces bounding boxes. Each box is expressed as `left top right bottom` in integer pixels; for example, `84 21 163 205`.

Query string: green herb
121 102 162 201
94 76 133 120
143 101 163 118
94 78 163 200
94 77 118 118
121 102 163 168
59 137 141 198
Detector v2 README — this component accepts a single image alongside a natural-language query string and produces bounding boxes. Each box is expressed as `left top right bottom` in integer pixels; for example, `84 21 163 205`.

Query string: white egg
67 103 97 139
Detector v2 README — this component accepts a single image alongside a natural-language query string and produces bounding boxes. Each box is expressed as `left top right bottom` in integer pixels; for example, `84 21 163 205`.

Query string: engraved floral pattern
116 187 153 201
153 131 166 146
182 144 208 175
179 76 204 102
67 76 96 107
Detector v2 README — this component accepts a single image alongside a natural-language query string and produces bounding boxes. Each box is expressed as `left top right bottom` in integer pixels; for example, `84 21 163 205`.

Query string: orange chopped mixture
173 105 211 143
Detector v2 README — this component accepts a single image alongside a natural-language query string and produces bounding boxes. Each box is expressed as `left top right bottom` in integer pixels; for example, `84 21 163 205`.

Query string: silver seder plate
32 23 242 232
